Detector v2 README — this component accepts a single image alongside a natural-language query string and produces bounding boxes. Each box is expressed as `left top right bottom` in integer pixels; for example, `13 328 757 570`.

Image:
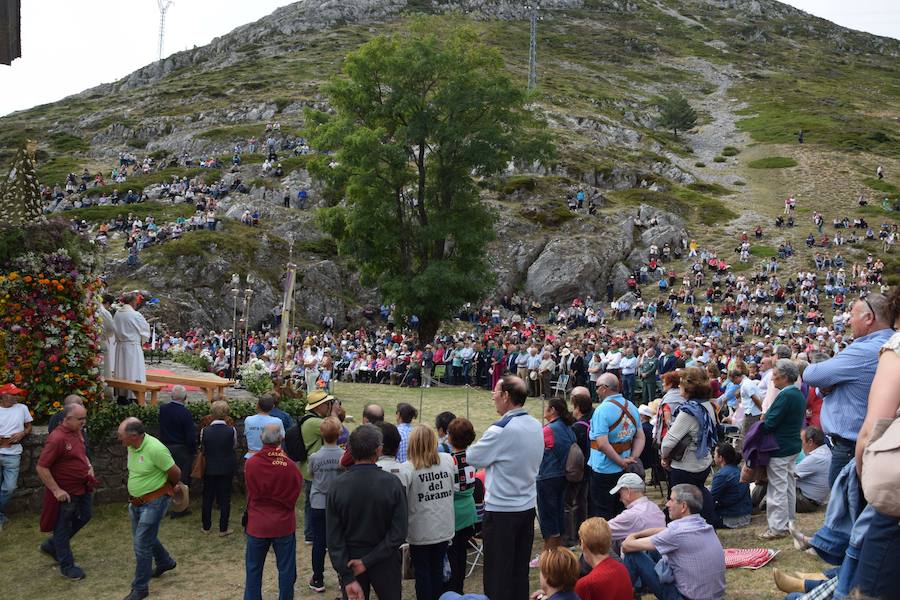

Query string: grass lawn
1 383 828 599
747 157 798 169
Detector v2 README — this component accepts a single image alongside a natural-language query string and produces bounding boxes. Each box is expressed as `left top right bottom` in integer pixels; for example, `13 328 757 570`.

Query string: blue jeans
623 550 683 600
309 507 326 580
129 495 174 593
828 439 854 489
536 476 567 538
853 509 900 598
0 453 21 518
244 533 296 600
49 493 93 569
622 374 636 402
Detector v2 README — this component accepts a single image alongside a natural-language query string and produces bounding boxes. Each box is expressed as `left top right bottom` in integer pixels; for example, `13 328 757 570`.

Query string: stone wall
7 424 252 514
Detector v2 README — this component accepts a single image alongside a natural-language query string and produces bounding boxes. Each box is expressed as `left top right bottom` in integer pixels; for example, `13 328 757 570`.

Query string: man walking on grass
36 401 95 580
119 417 185 600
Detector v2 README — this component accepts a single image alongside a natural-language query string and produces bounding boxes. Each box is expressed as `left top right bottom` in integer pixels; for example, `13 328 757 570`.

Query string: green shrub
694 162 706 168
713 156 726 163
733 180 746 186
748 156 797 169
170 351 212 372
721 146 740 156
87 397 311 440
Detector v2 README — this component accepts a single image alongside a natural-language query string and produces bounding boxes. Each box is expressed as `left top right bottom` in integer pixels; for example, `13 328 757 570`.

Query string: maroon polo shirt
244 444 302 538
38 427 91 496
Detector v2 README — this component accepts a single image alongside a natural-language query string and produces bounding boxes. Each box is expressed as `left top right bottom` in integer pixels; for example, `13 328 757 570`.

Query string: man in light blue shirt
803 294 894 485
589 373 644 520
243 395 285 458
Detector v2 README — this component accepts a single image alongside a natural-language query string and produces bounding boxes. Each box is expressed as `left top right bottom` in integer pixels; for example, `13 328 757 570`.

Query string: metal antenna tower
527 4 540 90
157 0 174 61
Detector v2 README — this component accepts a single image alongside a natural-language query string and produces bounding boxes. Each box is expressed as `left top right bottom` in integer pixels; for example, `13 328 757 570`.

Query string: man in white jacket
467 375 543 600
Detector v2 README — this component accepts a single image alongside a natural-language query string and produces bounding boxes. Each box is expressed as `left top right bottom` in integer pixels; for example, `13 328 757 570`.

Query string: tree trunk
418 313 442 346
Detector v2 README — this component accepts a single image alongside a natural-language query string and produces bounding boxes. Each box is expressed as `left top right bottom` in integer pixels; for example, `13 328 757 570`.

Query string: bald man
588 374 644 519
47 396 91 454
37 403 94 579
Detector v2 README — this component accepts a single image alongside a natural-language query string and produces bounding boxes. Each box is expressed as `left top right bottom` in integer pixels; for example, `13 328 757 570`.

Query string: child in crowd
307 417 344 593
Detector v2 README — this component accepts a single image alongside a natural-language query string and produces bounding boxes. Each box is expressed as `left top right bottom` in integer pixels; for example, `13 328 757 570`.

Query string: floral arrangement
239 357 273 397
0 249 104 420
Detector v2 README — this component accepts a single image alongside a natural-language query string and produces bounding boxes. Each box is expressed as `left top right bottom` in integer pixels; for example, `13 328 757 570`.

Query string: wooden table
145 373 235 402
104 378 165 406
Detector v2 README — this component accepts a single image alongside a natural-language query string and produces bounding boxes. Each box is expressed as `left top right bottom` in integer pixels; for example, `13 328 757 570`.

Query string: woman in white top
401 425 455 600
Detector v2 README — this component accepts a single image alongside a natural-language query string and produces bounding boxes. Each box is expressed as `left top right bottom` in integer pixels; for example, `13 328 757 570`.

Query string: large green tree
657 91 697 137
308 21 552 341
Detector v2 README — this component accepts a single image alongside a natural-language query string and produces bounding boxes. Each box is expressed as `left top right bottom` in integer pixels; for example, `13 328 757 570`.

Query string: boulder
524 230 630 303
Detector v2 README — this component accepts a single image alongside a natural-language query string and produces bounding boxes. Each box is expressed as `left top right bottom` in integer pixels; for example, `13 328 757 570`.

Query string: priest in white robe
113 292 150 401
97 294 117 380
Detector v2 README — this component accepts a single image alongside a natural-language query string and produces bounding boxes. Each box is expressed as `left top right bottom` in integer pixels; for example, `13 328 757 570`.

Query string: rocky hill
1 0 898 331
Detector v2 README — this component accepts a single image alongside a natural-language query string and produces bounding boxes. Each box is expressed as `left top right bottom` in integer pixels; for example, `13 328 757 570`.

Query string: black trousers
668 467 716 526
165 444 193 486
445 525 475 594
589 470 625 520
482 509 535 600
341 550 402 600
201 473 233 532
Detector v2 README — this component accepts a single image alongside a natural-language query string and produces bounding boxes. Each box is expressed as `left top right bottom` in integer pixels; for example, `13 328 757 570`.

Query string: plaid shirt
800 576 837 600
396 422 413 463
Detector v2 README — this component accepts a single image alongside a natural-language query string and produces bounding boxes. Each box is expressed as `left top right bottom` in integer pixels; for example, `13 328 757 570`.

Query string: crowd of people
1 280 898 600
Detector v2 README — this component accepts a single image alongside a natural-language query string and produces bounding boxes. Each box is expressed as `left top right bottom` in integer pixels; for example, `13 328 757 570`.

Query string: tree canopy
308 20 552 340
658 91 697 137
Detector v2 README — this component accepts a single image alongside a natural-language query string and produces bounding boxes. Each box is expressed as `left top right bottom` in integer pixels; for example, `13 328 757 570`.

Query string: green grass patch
143 224 288 286
721 146 740 156
197 123 271 142
862 177 900 199
296 237 338 256
66 201 196 224
748 156 797 169
48 132 89 154
686 182 732 196
278 155 313 173
519 204 576 227
501 175 537 195
749 245 777 257
35 156 83 187
610 186 737 226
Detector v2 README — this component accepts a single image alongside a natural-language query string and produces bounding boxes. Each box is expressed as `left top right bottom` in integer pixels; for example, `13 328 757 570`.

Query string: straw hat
170 483 190 513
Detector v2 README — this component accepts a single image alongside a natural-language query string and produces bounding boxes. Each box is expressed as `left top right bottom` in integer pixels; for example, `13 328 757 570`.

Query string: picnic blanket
724 548 779 569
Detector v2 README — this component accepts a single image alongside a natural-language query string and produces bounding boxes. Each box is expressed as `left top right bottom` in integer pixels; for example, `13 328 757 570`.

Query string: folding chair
433 364 447 384
466 534 484 577
467 477 486 577
550 374 570 399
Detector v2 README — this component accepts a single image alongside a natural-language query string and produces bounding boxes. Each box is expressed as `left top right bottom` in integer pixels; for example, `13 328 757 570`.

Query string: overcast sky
0 0 897 117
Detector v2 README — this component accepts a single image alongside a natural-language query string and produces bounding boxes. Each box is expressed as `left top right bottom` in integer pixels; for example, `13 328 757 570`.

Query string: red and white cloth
724 548 779 569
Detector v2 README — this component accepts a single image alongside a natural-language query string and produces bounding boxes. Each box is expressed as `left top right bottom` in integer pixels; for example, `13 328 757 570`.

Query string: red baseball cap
0 383 26 395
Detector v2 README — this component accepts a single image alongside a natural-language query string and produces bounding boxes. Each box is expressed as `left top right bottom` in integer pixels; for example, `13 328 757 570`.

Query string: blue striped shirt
803 328 894 440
